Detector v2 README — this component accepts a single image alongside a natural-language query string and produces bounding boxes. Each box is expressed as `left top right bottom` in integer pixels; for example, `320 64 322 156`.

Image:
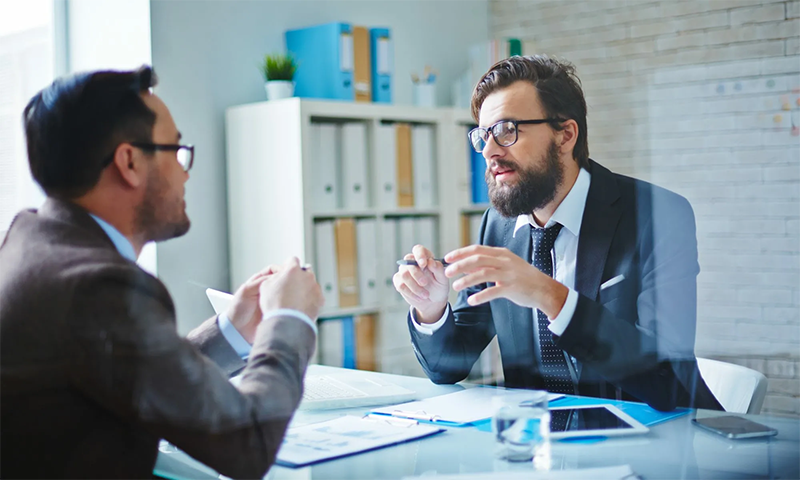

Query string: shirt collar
89 214 137 262
513 167 592 237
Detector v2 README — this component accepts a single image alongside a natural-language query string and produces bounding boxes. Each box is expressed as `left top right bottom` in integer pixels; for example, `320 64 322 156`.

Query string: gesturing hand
443 245 568 319
392 244 450 323
224 265 279 344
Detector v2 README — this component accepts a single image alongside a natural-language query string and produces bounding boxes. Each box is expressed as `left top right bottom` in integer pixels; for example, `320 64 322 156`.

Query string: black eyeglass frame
130 142 195 172
468 118 564 153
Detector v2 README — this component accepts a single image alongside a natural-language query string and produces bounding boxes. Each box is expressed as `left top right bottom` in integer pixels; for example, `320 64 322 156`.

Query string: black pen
397 259 451 268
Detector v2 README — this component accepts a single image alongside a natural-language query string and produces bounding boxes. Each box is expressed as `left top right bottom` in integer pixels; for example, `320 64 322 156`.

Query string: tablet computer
549 404 649 439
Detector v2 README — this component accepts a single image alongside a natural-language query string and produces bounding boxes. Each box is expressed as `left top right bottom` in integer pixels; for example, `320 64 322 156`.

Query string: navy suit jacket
409 160 722 411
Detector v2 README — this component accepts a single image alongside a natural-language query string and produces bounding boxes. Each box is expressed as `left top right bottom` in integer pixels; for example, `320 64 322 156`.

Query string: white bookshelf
225 98 480 376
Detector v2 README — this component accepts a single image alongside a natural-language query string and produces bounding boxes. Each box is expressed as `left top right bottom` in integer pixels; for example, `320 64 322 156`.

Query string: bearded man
393 55 723 412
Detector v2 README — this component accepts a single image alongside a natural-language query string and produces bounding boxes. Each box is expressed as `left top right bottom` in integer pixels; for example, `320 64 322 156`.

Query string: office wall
491 0 800 416
149 1 488 334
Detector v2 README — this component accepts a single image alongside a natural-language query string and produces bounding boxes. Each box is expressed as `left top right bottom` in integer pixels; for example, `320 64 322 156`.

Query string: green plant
260 53 297 81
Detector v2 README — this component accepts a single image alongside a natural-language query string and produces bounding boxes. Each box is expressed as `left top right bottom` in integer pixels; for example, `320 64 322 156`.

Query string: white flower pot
265 80 295 100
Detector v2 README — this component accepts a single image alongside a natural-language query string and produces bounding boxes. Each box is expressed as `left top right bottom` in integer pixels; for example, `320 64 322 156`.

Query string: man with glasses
395 55 722 412
0 66 324 478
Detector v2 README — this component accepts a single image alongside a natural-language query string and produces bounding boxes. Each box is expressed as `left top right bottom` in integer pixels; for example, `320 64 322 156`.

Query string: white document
411 124 436 208
380 218 402 305
469 213 483 245
402 465 636 480
341 122 369 209
339 32 353 71
376 122 398 209
356 218 379 306
397 217 416 260
276 415 443 468
310 123 341 211
314 221 339 309
414 217 438 256
371 387 564 425
377 37 392 74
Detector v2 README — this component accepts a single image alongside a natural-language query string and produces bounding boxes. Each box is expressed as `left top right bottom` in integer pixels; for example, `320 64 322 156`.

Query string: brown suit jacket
0 198 316 479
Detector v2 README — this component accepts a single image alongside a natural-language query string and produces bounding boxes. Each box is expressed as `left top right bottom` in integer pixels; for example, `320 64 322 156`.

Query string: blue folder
369 28 392 103
469 134 489 204
285 22 354 100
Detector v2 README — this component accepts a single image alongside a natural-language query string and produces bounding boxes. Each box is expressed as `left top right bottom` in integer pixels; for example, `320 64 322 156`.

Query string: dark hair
23 65 159 198
471 55 589 169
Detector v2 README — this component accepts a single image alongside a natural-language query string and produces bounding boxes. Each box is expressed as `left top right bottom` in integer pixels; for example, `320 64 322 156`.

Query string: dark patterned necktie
531 223 574 395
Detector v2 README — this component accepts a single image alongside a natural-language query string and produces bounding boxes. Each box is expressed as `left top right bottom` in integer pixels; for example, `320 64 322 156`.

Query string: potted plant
260 53 297 101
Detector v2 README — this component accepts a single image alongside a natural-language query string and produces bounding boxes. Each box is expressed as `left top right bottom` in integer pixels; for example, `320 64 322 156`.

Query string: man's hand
392 244 450 323
444 245 568 319
224 265 278 344
258 257 324 322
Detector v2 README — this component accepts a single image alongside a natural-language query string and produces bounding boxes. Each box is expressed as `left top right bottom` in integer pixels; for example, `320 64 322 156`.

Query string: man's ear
110 143 147 188
558 119 579 157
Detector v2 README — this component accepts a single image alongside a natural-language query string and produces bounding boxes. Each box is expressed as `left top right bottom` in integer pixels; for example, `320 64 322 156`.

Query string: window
0 0 56 233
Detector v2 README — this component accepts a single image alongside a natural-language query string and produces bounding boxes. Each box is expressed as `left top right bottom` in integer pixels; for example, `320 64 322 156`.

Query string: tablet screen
550 407 634 432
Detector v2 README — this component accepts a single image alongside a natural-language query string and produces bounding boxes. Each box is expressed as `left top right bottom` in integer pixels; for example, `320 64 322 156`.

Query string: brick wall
491 0 800 417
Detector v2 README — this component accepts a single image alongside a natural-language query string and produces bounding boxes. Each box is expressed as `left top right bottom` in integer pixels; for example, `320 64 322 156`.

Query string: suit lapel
576 161 623 301
502 216 535 360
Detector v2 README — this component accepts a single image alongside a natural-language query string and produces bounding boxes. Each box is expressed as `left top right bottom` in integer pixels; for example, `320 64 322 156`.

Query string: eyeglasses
468 118 562 153
130 142 195 172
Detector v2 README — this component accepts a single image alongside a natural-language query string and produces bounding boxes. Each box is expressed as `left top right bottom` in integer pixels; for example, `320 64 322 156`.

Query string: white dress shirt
412 168 592 338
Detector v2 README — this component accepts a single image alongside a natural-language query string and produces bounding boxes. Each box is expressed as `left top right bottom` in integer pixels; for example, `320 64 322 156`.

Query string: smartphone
692 416 778 439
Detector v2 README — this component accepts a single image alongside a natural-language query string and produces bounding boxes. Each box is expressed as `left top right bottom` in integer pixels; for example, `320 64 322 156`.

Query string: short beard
486 140 564 218
135 168 190 243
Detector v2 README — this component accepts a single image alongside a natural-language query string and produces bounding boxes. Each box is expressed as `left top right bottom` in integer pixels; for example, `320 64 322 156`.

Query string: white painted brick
761 55 800 75
657 31 707 51
763 165 800 182
697 321 738 339
737 287 794 305
699 286 739 303
731 4 786 26
704 58 762 81
761 237 800 253
738 184 800 200
575 58 628 76
763 395 800 414
705 131 763 148
674 11 730 32
757 271 800 287
789 1 800 20
763 131 800 147
789 219 800 235
695 201 799 218
698 235 762 252
767 358 798 378
702 253 799 271
631 20 677 39
698 271 763 287
605 39 656 58
763 306 800 323
660 1 728 18
737 322 800 342
698 304 762 321
768 378 800 395
789 37 800 56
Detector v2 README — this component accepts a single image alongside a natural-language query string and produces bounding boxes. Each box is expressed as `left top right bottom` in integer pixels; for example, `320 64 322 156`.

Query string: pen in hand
397 259 450 268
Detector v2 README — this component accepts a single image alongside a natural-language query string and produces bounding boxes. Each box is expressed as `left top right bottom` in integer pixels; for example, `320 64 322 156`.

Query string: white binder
309 123 341 211
314 220 339 309
379 218 401 304
341 122 369 209
414 216 438 256
376 122 397 209
398 217 416 259
318 318 344 367
469 213 484 245
411 124 436 208
356 218 379 306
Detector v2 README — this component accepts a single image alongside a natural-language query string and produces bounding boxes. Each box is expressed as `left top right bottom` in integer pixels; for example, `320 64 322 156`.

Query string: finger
444 244 481 264
285 256 301 268
466 285 506 306
245 266 279 288
427 259 449 285
396 283 427 304
399 252 429 287
412 244 434 269
445 253 502 278
394 271 430 299
452 267 501 292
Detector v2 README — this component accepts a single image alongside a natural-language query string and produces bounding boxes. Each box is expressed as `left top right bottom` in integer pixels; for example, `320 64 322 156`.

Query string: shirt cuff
410 304 450 336
547 288 578 337
263 309 318 336
217 313 252 360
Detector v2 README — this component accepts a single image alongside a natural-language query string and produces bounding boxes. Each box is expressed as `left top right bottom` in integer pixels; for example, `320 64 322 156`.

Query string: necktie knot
531 222 563 257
